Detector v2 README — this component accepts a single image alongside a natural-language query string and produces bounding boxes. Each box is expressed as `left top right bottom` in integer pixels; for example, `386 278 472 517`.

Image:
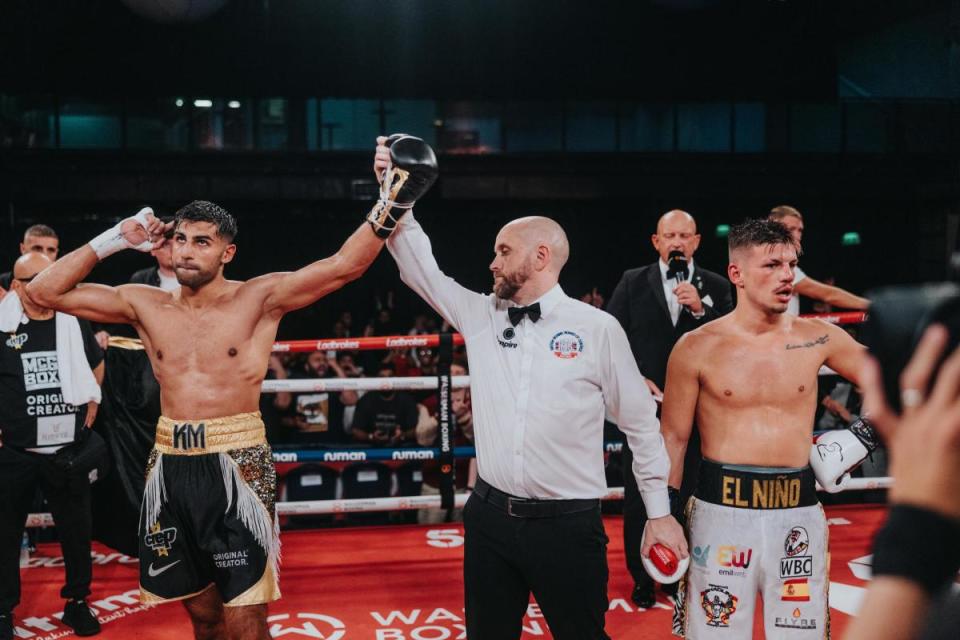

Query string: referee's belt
473 478 599 518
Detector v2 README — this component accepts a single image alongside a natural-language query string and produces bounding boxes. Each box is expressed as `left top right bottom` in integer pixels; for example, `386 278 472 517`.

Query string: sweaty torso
692 316 836 468
128 281 279 420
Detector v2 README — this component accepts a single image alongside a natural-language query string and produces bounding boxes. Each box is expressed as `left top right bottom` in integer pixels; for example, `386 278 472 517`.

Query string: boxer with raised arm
663 219 873 639
26 136 437 640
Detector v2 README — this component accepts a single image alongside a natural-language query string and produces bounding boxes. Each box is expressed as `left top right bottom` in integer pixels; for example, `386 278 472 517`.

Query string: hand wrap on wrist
88 207 155 260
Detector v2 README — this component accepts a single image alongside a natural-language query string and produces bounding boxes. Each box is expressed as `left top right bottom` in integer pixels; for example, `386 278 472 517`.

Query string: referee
380 132 686 640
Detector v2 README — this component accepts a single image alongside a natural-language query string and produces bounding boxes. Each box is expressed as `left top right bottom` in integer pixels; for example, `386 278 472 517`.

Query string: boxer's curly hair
174 200 238 242
728 218 799 257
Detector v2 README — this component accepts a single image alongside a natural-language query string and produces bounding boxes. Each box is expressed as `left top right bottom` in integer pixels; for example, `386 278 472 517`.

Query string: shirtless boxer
26 136 437 640
662 219 875 639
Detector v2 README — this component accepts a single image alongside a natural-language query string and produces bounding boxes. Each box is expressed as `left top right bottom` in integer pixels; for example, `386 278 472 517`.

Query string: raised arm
387 214 489 336
661 334 701 488
260 224 385 315
27 208 168 324
260 135 438 315
374 137 487 335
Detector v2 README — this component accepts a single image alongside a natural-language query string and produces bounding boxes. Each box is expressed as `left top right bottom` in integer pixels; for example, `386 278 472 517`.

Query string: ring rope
260 368 840 395
25 476 892 526
268 313 865 354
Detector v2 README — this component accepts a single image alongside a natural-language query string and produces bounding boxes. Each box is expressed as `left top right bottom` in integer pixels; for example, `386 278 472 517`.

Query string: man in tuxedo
607 209 733 608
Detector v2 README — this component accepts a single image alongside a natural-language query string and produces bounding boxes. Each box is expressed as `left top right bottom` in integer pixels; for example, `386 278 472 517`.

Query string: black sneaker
61 599 100 637
631 582 656 609
0 612 13 640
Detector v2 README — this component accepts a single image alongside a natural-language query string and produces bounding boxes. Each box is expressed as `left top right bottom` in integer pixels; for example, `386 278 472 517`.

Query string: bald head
657 209 696 235
652 209 700 263
500 216 570 272
490 215 570 303
13 252 52 280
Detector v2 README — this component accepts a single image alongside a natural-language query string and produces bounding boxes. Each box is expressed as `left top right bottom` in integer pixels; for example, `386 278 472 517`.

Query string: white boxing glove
88 207 156 260
810 416 879 493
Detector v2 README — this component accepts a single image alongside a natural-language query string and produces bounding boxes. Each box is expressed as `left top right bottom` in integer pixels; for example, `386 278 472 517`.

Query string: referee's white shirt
387 214 671 518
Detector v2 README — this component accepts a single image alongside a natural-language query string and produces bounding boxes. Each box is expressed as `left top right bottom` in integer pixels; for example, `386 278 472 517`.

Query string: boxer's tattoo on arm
785 334 830 350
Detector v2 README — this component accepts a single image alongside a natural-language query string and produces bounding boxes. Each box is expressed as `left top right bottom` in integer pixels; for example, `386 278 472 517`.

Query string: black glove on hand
367 134 438 238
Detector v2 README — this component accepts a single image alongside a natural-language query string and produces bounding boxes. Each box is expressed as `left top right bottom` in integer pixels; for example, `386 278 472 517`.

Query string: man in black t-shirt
279 351 358 446
351 363 418 446
0 253 104 639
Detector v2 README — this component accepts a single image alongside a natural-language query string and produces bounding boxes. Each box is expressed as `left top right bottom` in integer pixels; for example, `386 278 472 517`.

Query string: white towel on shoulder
0 291 101 406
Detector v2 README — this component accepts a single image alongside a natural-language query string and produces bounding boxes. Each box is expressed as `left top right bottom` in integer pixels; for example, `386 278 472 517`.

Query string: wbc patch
549 331 583 359
780 525 814 579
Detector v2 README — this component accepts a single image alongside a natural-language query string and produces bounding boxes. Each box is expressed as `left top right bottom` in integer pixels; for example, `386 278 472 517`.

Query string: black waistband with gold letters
695 458 818 510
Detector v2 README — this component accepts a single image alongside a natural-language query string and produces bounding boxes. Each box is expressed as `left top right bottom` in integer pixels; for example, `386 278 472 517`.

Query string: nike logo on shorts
148 560 181 577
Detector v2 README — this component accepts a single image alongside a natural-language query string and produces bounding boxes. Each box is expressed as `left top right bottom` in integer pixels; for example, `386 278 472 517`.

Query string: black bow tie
508 303 541 326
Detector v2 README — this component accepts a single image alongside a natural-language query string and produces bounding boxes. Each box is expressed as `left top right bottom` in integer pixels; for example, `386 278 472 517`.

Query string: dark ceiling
0 1 947 99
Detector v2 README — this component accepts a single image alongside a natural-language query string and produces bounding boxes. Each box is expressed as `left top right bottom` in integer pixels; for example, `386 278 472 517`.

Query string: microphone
667 250 689 288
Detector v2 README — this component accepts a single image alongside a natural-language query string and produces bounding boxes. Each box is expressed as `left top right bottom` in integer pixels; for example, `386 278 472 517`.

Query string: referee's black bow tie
508 303 541 326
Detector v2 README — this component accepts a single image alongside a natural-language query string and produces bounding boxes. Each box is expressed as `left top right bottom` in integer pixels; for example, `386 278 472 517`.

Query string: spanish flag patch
780 578 810 602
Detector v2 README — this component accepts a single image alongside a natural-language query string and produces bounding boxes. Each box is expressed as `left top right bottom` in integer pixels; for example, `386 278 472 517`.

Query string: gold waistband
155 412 266 455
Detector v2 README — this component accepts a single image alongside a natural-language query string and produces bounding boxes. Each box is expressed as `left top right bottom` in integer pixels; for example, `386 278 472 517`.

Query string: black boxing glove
367 134 438 239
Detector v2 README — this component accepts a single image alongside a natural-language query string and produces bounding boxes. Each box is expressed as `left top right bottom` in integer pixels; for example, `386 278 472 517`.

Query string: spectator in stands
280 351 358 445
380 347 418 377
416 363 477 523
365 292 396 336
338 311 355 336
336 352 363 432
768 206 869 315
351 362 418 446
331 319 349 338
0 224 60 291
411 347 441 412
261 354 292 443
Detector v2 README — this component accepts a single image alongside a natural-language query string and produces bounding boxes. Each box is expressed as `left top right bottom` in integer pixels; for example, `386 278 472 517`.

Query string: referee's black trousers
0 445 94 613
622 427 701 588
463 489 611 640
